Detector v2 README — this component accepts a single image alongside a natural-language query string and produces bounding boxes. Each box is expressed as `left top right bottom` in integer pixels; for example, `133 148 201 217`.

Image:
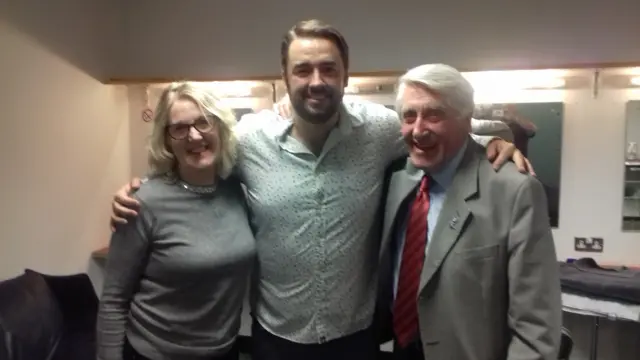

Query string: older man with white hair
377 64 562 360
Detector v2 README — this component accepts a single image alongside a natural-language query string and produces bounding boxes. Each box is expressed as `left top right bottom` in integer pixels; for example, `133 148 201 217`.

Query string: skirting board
237 335 394 359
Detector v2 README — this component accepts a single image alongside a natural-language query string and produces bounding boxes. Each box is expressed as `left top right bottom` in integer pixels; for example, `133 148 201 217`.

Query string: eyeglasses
166 116 215 140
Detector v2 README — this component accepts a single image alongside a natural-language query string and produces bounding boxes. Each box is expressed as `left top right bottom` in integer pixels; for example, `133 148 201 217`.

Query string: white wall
560 85 640 264
116 0 640 79
0 0 130 294
126 85 154 179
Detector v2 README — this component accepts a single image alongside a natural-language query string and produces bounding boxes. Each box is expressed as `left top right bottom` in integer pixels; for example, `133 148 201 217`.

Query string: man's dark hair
280 19 350 76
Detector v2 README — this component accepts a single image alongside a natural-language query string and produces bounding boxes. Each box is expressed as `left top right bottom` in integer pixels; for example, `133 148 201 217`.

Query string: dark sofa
0 269 98 360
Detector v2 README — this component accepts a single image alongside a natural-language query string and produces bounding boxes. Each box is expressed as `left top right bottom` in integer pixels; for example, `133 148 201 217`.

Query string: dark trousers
392 339 424 360
252 320 378 360
123 338 239 360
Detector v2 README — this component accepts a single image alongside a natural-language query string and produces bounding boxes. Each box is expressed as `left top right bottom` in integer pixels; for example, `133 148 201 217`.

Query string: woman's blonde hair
147 81 238 179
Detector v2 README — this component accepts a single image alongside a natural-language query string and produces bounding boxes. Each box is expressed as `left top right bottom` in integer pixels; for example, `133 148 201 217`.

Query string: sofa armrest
0 270 64 360
32 270 99 332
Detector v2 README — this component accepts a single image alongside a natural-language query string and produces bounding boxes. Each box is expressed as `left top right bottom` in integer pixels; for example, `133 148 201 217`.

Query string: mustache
407 131 438 147
303 85 333 96
411 130 433 141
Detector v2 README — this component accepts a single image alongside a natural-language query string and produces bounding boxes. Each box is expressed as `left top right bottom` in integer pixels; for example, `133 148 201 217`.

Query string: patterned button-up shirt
234 99 495 344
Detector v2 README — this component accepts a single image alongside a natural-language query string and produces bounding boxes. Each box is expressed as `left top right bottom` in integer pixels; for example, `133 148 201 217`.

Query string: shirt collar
270 102 365 143
428 138 468 189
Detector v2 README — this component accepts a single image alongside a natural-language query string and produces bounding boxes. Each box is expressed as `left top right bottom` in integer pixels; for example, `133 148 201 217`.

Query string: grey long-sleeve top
97 176 256 360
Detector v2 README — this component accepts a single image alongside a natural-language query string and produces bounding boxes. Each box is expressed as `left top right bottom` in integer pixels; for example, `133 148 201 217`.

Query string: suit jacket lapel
379 160 423 260
418 142 482 292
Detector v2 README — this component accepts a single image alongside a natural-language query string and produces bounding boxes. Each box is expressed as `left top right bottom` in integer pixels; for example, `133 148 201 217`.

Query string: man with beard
109 19 534 360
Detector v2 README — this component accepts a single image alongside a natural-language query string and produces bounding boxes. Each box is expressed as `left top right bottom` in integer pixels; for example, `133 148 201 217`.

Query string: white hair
395 64 475 122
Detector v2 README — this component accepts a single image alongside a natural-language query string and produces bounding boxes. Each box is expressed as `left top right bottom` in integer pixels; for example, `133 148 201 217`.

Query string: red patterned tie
393 176 430 348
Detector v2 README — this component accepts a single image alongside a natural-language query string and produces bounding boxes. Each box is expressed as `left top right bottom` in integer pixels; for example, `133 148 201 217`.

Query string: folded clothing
559 258 640 305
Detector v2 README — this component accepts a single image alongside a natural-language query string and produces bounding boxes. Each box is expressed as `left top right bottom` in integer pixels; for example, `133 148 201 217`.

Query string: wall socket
574 237 604 252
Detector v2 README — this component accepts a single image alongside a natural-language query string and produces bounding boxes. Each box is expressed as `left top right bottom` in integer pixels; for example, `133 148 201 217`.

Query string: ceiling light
464 70 567 90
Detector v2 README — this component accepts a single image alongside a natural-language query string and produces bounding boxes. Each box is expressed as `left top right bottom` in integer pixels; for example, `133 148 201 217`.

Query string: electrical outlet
590 237 604 252
574 237 604 252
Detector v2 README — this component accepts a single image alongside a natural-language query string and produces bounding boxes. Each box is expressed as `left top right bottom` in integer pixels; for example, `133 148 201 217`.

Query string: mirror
474 103 564 228
623 100 640 231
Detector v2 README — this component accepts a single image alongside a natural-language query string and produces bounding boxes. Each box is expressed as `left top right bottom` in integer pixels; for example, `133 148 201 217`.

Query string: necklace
178 180 217 194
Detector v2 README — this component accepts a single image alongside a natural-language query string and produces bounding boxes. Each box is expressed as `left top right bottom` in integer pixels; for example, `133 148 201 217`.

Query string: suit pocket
454 244 499 260
450 244 500 303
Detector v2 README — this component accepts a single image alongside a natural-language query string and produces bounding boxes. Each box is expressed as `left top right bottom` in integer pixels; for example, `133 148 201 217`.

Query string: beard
289 83 343 124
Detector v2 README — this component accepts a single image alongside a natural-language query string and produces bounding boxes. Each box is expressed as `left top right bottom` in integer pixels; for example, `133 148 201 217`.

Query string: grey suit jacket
378 140 562 360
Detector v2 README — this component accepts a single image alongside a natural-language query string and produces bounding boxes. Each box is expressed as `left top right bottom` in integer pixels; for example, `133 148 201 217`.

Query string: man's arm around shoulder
506 175 562 360
235 110 276 139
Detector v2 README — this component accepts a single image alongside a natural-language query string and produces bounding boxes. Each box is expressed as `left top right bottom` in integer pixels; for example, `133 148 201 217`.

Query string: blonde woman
97 82 255 360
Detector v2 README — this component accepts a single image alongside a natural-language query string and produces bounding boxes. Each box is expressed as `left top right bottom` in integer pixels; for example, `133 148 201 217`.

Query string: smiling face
167 98 219 180
283 37 347 124
399 84 469 172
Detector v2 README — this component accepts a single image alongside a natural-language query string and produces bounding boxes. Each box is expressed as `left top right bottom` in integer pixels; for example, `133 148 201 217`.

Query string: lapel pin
449 217 459 229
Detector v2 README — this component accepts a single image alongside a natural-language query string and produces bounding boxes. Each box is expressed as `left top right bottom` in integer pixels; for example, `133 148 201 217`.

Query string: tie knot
419 176 429 194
